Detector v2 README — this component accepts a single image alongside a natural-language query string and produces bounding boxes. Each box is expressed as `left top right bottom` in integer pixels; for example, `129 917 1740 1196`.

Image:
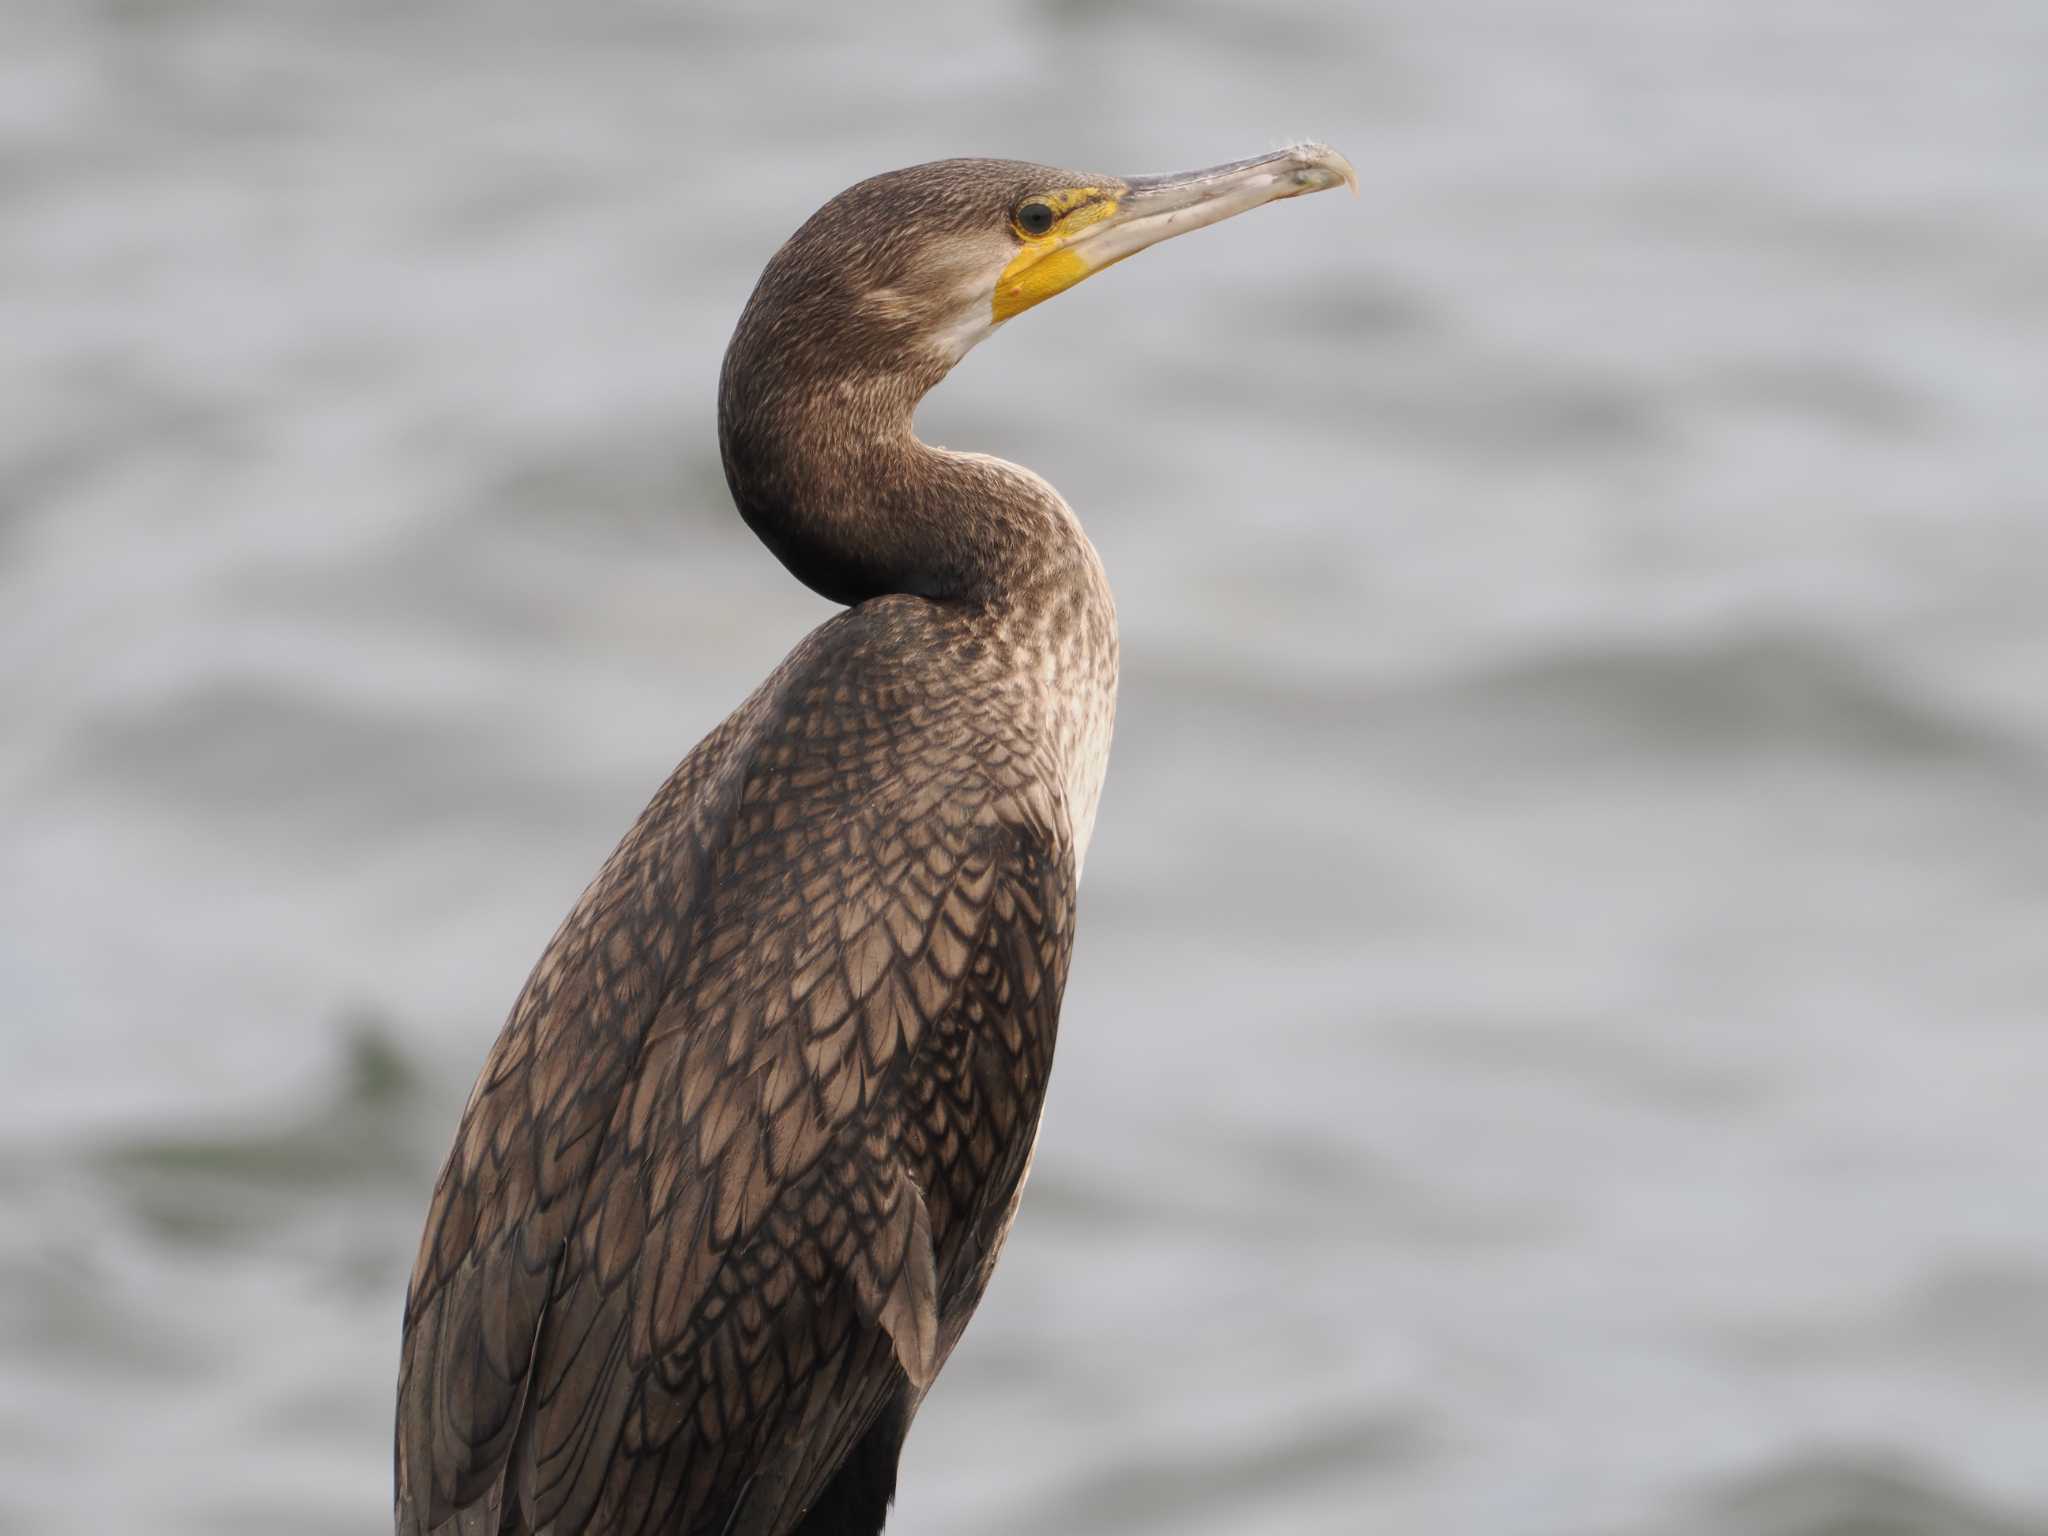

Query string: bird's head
718 144 1354 604
725 144 1358 397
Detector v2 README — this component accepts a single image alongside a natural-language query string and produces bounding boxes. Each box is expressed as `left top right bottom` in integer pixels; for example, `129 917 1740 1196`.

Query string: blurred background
5 1 2047 1532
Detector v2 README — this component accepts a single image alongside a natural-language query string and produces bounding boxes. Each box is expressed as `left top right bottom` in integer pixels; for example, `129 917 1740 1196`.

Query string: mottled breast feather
395 593 1085 1536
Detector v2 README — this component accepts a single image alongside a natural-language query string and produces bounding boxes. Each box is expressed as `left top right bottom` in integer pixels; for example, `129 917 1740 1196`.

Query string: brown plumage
395 146 1354 1536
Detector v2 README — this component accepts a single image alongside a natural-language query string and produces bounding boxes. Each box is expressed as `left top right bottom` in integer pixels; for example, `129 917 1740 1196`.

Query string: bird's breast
1000 528 1119 876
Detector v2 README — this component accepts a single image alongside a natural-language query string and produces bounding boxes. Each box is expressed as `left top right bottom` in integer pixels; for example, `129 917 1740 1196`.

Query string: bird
395 143 1355 1536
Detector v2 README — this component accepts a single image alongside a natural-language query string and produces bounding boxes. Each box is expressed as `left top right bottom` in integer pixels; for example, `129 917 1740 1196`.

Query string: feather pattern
397 585 1101 1535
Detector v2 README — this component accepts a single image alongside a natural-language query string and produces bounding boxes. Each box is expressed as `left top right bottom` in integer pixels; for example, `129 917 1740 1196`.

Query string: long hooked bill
993 142 1356 323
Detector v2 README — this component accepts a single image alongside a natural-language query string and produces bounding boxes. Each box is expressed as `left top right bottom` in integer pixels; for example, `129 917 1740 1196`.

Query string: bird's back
395 594 1081 1535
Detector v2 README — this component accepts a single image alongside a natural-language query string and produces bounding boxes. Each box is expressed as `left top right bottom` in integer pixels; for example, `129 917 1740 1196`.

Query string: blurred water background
5 1 2047 1531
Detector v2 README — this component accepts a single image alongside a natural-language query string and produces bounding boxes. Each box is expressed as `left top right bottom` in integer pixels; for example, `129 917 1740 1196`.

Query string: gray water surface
5 1 2048 1532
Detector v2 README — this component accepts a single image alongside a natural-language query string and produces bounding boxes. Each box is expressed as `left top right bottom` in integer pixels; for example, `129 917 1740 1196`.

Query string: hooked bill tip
1282 141 1360 197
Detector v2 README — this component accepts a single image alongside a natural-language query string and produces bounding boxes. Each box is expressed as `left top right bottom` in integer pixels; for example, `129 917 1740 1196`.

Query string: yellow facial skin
979 145 1357 332
992 188 1120 323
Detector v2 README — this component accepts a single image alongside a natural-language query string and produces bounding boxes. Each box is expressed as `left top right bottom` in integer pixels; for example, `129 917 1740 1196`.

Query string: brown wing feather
396 707 747 1536
396 598 1077 1536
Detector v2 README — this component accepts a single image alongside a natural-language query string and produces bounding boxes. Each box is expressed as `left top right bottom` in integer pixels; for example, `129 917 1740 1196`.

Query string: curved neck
719 331 1074 608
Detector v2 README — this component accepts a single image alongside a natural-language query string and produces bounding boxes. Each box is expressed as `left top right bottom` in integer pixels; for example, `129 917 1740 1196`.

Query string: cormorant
396 144 1355 1536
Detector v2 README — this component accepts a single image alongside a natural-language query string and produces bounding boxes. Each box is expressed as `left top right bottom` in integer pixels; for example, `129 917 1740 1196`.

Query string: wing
396 600 1078 1536
395 708 748 1535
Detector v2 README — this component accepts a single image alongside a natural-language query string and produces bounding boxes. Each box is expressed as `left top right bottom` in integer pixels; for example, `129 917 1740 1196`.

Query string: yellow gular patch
992 189 1119 323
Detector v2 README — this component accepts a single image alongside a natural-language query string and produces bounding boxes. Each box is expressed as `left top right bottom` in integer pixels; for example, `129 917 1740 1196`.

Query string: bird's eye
1015 201 1057 237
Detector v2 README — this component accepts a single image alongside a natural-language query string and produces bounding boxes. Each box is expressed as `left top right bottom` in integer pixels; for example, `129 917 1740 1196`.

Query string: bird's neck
719 347 1120 867
719 359 1092 610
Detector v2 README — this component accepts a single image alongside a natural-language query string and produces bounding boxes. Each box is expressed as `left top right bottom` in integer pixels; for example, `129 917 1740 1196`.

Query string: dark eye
1015 200 1057 237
